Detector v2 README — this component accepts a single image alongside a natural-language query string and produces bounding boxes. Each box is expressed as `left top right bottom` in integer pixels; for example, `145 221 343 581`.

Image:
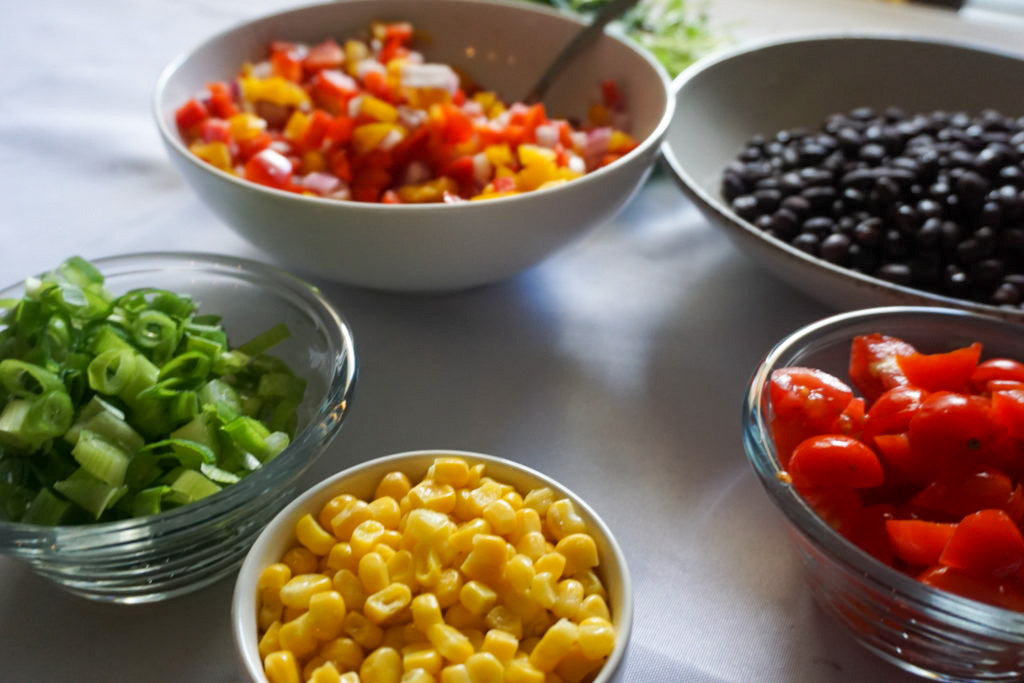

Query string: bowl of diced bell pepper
0 252 356 602
232 449 631 682
154 0 673 292
745 306 1024 680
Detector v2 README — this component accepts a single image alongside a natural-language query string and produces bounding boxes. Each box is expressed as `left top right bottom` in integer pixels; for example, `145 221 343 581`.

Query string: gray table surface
1 0 1022 681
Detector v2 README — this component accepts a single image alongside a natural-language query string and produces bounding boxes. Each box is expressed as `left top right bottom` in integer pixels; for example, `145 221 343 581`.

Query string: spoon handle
523 0 643 104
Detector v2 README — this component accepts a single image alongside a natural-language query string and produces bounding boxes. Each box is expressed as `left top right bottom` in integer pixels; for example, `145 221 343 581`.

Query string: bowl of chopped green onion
0 253 356 603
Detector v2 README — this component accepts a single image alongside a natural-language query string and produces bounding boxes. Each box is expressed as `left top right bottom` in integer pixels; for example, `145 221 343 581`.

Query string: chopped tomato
939 509 1024 578
919 565 1024 610
788 435 884 491
175 98 208 130
886 519 956 567
971 358 1024 392
849 333 916 402
897 343 982 393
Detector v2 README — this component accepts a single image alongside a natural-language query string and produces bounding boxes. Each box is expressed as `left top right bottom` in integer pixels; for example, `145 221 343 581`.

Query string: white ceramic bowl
662 34 1024 317
155 0 673 292
233 449 632 682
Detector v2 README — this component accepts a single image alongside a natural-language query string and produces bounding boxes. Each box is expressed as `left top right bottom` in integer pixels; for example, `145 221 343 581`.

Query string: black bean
754 189 782 213
722 173 747 202
956 170 991 209
999 165 1024 186
732 195 759 220
980 201 1002 228
877 262 913 285
803 216 835 236
792 233 820 255
854 218 883 246
841 168 877 190
944 265 971 296
770 209 800 240
780 195 812 217
780 172 804 194
755 215 775 231
821 234 852 264
799 167 834 186
993 282 1023 306
972 259 1004 289
916 198 943 219
895 205 921 234
860 143 887 164
917 217 943 248
801 186 837 212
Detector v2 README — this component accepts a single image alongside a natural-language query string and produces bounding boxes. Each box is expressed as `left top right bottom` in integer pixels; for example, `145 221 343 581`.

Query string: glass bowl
0 252 357 603
743 306 1024 680
231 450 632 683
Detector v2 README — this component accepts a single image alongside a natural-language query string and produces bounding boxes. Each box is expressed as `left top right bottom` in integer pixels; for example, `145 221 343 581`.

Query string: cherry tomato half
849 333 916 402
788 434 885 491
907 392 998 463
896 343 981 393
886 519 956 567
939 509 1024 579
863 385 928 442
970 358 1024 393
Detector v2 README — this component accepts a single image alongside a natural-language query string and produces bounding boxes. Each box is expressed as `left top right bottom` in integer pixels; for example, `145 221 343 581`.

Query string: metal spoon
523 0 643 104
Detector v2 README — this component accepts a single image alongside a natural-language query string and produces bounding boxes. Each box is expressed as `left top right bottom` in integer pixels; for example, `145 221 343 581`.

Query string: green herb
526 0 721 76
0 257 305 525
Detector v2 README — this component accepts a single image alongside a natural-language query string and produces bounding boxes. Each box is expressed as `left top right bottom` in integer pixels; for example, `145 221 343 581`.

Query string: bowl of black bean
662 34 1024 316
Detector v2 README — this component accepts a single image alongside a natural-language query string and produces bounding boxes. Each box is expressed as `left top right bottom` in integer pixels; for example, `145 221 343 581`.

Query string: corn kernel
375 543 398 563
505 658 545 683
283 606 305 623
467 481 504 516
545 501 586 541
534 553 566 580
333 569 367 612
308 590 347 640
573 569 606 600
259 621 282 660
361 646 402 683
365 582 413 624
577 617 615 660
440 664 472 683
519 638 540 655
282 546 318 575
260 600 284 631
409 481 457 513
460 652 501 683
281 573 333 609
530 572 557 610
554 535 597 577
370 496 402 529
502 590 542 624
260 563 293 598
484 606 523 640
445 603 484 630
481 500 516 536
319 495 356 530
279 613 319 659
427 623 474 664
552 580 584 620
343 611 384 650
401 668 437 683
481 629 518 663
554 644 603 683
529 619 578 672
359 552 391 594
521 489 555 517
340 674 360 683
332 500 373 541
514 509 543 541
461 535 507 583
264 650 301 683
450 519 491 554
516 532 547 561
405 508 452 548
403 642 443 674
308 660 342 683
434 568 463 608
350 520 387 558
320 637 364 671
414 546 443 588
383 625 406 651
303 656 328 681
575 594 610 623
411 592 443 631
388 549 418 590
505 554 535 593
380 529 404 550
503 490 523 510
326 543 358 573
452 489 476 521
403 623 428 645
459 581 497 616
430 457 470 487
525 611 555 639
297 513 338 556
377 471 413 500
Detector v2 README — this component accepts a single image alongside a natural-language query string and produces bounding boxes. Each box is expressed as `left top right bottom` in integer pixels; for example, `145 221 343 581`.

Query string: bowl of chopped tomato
745 306 1024 680
154 0 673 291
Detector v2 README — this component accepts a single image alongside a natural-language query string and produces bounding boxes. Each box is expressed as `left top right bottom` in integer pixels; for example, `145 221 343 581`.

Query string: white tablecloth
2 1 1022 681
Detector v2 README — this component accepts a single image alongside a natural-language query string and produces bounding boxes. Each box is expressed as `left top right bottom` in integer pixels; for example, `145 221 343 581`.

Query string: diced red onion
269 140 291 154
322 69 358 94
584 127 612 158
568 154 586 174
380 129 404 151
347 95 364 118
255 148 293 174
405 51 425 64
534 124 558 148
403 161 431 185
328 183 351 201
462 101 484 118
398 106 428 129
400 63 459 94
357 59 386 80
301 172 341 195
570 131 587 152
472 153 493 185
249 61 273 79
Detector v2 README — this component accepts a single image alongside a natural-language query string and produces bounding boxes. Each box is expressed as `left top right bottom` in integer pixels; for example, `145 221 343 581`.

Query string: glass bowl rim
743 304 1024 634
0 251 357 540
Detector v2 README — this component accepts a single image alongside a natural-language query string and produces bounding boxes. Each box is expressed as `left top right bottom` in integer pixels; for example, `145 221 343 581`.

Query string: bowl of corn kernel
232 450 631 683
154 0 673 291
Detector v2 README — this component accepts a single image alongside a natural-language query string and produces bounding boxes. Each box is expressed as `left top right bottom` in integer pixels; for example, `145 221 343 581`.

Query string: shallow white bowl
232 449 632 682
155 0 672 292
663 34 1024 318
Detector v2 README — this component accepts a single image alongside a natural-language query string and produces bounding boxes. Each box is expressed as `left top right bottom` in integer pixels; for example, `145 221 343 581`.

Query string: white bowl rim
232 448 633 683
153 0 674 212
660 31 1024 321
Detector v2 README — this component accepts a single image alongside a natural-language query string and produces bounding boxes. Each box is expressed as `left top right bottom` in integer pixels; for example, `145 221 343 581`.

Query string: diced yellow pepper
189 141 232 173
397 178 458 204
284 111 311 142
483 144 514 168
352 122 405 154
517 144 557 167
361 95 399 123
345 40 369 77
608 130 636 153
241 76 310 108
228 113 267 141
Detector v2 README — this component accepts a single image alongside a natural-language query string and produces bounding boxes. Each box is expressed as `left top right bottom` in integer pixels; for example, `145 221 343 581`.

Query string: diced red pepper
245 149 293 189
206 81 239 118
303 40 344 72
175 99 208 130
